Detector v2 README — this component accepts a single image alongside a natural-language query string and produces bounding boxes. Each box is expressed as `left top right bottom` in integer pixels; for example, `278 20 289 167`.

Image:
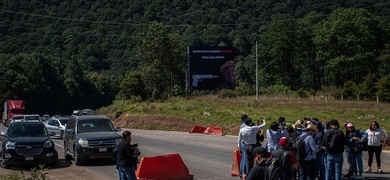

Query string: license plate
25 156 34 161
99 148 107 152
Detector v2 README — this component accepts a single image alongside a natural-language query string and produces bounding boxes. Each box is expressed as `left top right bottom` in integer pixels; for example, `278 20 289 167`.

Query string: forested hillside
1 0 390 114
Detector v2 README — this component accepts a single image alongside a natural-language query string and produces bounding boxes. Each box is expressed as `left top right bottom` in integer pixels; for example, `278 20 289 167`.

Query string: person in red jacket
270 137 298 180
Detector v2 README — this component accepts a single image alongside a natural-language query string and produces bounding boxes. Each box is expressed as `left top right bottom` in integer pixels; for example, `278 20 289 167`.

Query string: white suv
23 114 41 122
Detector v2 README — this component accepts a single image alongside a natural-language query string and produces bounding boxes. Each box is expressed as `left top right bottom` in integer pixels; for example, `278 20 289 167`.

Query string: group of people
237 115 388 180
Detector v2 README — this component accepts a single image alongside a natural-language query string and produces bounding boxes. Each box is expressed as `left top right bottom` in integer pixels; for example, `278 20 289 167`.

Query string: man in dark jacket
323 119 346 180
246 147 268 180
118 131 140 180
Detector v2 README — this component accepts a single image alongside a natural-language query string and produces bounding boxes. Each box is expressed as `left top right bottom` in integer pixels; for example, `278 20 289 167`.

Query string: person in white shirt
238 117 266 178
364 121 388 173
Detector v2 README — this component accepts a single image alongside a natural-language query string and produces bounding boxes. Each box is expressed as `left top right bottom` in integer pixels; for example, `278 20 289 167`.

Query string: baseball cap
253 147 267 156
279 137 289 147
346 122 354 129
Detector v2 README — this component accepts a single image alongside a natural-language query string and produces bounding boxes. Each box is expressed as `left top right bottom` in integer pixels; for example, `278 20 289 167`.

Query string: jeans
348 150 363 175
299 159 316 180
244 144 256 174
119 167 136 180
316 150 325 180
326 153 343 180
239 142 247 176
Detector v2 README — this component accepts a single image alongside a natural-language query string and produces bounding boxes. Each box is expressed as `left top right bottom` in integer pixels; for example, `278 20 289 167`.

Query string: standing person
238 117 267 178
246 147 269 180
345 122 367 179
343 122 353 178
266 122 285 153
315 122 326 180
271 137 298 180
298 124 319 180
239 115 249 179
286 126 300 180
118 131 140 180
323 119 346 180
365 121 388 173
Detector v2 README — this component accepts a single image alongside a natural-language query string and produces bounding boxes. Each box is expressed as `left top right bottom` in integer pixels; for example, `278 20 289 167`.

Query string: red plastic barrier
189 126 207 134
231 148 242 176
203 126 223 136
136 153 194 180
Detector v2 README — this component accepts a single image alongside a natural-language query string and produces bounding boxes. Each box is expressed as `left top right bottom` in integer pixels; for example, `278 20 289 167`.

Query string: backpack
263 158 282 180
271 149 291 179
324 129 338 154
293 134 310 161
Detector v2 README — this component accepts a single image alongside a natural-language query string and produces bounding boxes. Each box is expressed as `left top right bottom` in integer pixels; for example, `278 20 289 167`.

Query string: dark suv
63 115 121 165
0 122 58 168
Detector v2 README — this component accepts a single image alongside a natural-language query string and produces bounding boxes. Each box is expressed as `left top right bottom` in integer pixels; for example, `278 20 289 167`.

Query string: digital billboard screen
188 47 235 90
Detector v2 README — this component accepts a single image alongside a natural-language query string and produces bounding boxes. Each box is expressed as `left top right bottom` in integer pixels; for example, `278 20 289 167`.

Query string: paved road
0 125 389 179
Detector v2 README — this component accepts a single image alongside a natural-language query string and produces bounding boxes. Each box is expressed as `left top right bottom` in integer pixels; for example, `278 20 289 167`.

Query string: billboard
188 47 235 90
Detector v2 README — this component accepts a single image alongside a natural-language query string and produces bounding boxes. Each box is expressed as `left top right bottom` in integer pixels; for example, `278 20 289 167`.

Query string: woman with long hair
364 121 388 173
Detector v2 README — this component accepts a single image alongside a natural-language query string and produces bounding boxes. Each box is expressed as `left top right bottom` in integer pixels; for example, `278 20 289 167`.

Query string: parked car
41 114 50 121
63 115 121 165
0 122 58 168
5 115 25 127
44 117 69 139
23 114 41 122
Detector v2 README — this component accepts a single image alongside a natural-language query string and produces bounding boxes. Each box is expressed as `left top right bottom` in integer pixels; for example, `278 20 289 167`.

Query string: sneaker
353 175 359 179
364 168 372 173
378 168 383 173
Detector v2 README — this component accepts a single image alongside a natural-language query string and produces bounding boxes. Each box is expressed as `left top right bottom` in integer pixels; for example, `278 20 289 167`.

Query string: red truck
2 100 26 126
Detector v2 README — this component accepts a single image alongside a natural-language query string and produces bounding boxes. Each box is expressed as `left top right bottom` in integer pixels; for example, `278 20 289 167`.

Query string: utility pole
256 41 259 101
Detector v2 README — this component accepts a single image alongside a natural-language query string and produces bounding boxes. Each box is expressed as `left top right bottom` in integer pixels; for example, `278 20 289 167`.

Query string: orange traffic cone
231 148 241 176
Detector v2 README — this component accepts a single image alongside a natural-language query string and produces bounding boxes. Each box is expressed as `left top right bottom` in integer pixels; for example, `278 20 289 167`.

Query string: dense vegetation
1 0 390 114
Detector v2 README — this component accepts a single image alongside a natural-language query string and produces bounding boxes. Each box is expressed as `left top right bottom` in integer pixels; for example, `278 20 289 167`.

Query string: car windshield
25 116 40 121
59 119 68 125
77 119 114 133
8 124 48 137
12 116 24 120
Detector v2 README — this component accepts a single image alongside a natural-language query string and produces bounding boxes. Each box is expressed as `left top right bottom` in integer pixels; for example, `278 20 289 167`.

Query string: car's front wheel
47 149 58 167
0 152 9 169
60 131 64 139
74 147 83 166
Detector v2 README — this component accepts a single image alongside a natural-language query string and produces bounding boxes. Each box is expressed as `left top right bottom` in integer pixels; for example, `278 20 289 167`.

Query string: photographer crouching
118 131 140 180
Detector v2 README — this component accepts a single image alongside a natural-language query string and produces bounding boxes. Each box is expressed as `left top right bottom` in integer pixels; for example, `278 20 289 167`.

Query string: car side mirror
67 129 75 134
0 132 6 137
49 131 56 136
115 126 121 132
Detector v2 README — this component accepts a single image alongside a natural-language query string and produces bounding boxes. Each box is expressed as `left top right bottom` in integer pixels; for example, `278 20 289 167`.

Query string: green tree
135 22 186 99
377 74 390 102
119 72 146 100
313 8 388 87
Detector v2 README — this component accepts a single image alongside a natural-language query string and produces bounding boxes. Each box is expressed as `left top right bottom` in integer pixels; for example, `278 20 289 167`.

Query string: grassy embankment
98 95 390 139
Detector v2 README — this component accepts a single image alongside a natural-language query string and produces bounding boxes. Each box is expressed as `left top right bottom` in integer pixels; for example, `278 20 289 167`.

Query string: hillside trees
313 8 389 87
134 22 186 99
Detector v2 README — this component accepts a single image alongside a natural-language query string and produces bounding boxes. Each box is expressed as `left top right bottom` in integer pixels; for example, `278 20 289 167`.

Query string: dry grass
100 95 390 149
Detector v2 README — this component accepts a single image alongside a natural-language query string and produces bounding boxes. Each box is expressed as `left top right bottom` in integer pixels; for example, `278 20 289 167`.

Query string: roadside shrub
295 88 308 98
218 89 237 98
377 74 390 102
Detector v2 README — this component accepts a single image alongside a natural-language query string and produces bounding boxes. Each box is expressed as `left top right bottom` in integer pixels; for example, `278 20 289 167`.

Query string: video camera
131 143 138 148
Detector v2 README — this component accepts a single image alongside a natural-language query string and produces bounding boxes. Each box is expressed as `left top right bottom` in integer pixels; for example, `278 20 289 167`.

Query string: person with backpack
315 122 326 180
270 137 298 180
296 124 319 180
238 117 267 179
323 119 346 180
246 147 269 180
365 121 388 174
345 122 367 179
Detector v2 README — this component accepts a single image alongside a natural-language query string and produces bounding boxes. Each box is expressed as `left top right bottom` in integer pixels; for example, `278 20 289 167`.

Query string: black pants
368 145 382 167
244 144 256 174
